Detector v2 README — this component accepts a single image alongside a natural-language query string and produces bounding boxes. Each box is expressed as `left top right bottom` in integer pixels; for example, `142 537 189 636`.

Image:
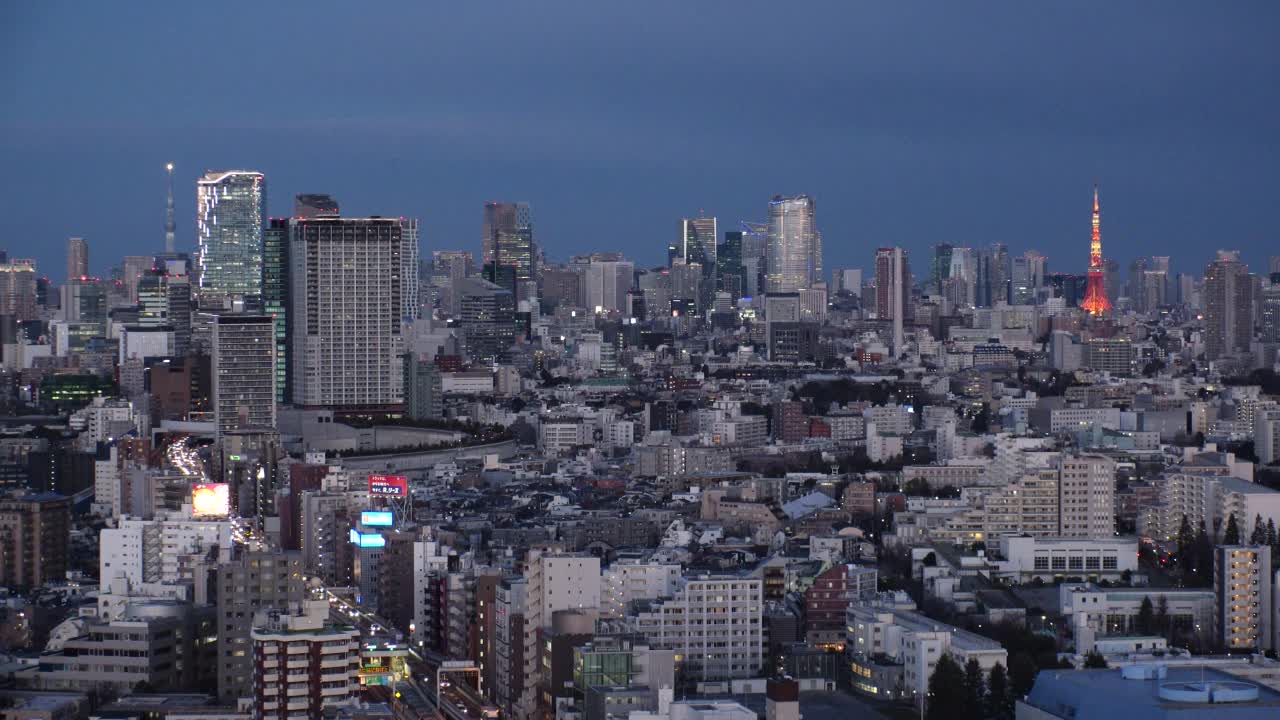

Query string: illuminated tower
1080 186 1112 316
164 162 176 254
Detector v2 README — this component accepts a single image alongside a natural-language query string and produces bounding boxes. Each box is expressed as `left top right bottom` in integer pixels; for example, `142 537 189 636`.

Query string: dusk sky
3 2 1277 283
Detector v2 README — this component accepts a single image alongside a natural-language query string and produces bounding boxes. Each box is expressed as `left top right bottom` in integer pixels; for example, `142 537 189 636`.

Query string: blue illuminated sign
361 511 394 527
349 528 386 548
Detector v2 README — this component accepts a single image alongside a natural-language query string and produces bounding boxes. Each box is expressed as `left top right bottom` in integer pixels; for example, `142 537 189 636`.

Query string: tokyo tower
1080 185 1112 316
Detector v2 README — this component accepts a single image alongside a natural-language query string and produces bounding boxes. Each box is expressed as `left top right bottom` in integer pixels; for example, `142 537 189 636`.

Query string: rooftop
1023 666 1280 720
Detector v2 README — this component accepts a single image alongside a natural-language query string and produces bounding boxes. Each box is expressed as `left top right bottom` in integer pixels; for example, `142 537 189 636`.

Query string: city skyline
3 3 1277 279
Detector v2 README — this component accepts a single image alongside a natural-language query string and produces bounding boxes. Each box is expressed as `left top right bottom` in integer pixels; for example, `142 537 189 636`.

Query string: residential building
629 575 763 682
209 313 276 437
1214 545 1273 652
250 600 360 720
288 216 404 413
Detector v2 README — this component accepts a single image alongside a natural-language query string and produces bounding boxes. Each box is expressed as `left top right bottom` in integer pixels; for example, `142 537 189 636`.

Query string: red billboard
368 474 409 497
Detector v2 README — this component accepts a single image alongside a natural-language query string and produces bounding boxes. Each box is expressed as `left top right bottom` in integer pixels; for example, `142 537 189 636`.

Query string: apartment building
251 601 360 720
629 575 763 682
1214 545 1274 652
1057 454 1116 538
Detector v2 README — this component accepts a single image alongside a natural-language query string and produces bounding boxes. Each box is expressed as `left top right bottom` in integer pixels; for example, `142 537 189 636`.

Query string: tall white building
289 217 405 412
584 259 634 313
765 195 818 293
629 575 763 681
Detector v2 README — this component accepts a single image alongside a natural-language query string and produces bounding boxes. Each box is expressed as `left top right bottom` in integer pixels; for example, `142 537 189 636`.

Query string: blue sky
2 1 1277 283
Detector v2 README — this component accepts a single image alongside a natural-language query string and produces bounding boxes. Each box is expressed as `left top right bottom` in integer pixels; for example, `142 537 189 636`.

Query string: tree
1252 513 1268 545
1223 513 1241 545
1268 519 1278 547
986 663 1012 720
925 654 966 720
1083 651 1109 668
1136 596 1155 635
1156 596 1170 639
1008 651 1038 699
1175 514 1194 565
963 658 986 720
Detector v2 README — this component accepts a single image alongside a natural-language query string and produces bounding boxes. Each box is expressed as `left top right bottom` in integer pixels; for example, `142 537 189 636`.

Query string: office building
262 218 290 403
294 193 339 218
288 217 404 413
832 268 862 297
403 352 443 420
457 277 516 365
874 248 911 355
482 201 536 292
217 550 307 703
717 230 744 298
0 493 71 590
583 257 634 314
0 258 38 320
1203 250 1254 359
210 313 276 437
765 195 819 293
66 237 89 281
1262 283 1280 342
250 600 360 720
196 170 266 302
1214 545 1273 653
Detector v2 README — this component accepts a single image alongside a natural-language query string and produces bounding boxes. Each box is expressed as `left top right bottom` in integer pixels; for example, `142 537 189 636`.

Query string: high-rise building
0 259 38 320
401 218 421 323
262 219 290 403
294 193 339 218
218 550 307 703
482 201 536 292
740 221 769 298
1080 187 1113 316
0 493 71 590
977 243 1011 307
1203 250 1254 360
403 352 443 420
932 244 953 293
583 257 634 313
196 170 266 302
209 313 276 437
457 277 516 365
765 195 819 293
832 268 863 297
1213 545 1273 653
1057 454 1115 539
681 216 717 307
289 217 404 413
875 248 911 355
66 237 89 282
1261 283 1280 343
716 230 744 298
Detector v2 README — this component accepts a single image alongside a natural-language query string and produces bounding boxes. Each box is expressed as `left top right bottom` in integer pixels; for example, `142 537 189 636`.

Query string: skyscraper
457 277 516 365
66 237 89 281
401 218 421 323
0 259 38 320
289 217 404 413
765 195 819 293
678 214 717 300
482 201 535 292
875 248 911 355
210 313 276 437
263 219 291 403
1080 187 1113 316
716 230 744 299
932 244 953 293
1203 250 1253 360
740 221 768 298
196 170 266 302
